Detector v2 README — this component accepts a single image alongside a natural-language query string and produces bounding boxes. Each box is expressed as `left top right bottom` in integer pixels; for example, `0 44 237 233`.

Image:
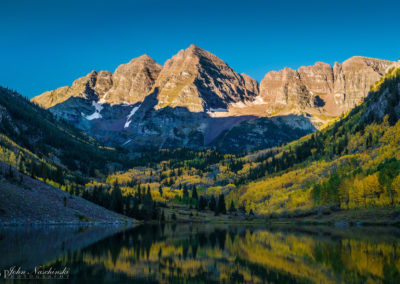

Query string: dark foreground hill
0 162 133 224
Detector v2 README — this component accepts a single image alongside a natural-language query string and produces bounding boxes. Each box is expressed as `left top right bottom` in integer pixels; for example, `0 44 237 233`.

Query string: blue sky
1 0 399 98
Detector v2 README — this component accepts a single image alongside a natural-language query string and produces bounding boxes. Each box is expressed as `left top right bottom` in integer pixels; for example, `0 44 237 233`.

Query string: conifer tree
229 200 236 213
192 186 198 200
7 165 13 178
198 196 207 211
111 180 123 213
209 195 216 212
217 194 226 214
161 210 165 222
183 184 189 200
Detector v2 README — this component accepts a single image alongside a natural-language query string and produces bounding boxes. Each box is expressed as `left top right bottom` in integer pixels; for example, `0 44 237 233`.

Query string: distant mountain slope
228 56 395 126
210 115 315 153
0 87 131 177
231 65 400 214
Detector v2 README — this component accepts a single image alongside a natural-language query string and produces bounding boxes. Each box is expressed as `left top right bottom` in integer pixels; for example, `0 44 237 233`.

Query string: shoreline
2 207 400 227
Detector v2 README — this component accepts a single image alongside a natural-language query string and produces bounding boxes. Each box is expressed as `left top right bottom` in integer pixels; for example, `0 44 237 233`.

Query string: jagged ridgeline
232 66 400 214
31 46 394 153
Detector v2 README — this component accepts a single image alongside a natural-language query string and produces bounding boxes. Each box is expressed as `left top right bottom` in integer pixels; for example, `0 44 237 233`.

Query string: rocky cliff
32 55 161 108
258 56 394 119
101 55 162 105
153 44 258 112
31 46 395 152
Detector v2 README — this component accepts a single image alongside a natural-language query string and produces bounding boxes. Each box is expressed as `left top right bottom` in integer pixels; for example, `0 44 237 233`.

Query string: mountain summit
32 54 162 108
153 44 259 112
31 46 396 152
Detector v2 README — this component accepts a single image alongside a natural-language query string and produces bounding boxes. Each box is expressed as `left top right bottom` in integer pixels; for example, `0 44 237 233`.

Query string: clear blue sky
1 0 399 98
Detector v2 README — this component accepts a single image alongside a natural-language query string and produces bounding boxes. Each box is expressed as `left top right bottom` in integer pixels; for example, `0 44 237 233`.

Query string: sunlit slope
232 67 400 214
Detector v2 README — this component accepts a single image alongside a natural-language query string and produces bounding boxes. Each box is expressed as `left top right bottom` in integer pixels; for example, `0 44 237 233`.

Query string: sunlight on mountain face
3 225 396 283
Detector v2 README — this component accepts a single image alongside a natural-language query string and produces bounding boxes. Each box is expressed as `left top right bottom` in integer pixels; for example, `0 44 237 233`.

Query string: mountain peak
342 56 395 68
177 44 217 61
153 45 258 112
130 54 156 63
32 54 162 108
186 44 205 53
187 43 200 50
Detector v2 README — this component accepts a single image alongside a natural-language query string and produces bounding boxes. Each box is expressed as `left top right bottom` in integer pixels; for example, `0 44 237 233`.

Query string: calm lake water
0 224 399 283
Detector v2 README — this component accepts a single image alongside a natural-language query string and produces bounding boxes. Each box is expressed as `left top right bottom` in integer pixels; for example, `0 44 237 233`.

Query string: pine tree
217 194 226 214
111 180 123 213
161 210 166 222
198 196 207 211
192 186 198 199
8 165 13 179
159 185 163 197
142 185 154 221
209 196 216 211
183 184 189 199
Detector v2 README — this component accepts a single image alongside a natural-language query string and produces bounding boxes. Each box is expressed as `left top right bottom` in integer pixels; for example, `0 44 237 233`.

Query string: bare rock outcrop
153 44 259 112
30 46 395 152
32 55 161 108
259 56 394 117
101 55 162 105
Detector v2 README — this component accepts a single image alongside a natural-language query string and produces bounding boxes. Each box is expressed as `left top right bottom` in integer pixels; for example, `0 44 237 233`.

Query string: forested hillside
233 66 400 214
1 65 400 222
88 66 400 218
0 87 138 207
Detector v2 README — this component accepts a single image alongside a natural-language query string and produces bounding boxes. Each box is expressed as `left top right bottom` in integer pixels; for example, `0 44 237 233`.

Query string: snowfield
124 105 141 128
86 101 103 120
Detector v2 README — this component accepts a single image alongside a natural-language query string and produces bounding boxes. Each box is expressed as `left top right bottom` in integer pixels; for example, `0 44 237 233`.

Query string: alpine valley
1 45 400 226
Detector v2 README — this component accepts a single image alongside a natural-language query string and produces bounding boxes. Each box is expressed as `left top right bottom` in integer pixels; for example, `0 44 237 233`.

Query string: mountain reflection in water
1 224 399 283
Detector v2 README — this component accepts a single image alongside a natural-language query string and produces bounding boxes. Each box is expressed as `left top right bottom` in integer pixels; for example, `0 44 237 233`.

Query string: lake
0 224 399 283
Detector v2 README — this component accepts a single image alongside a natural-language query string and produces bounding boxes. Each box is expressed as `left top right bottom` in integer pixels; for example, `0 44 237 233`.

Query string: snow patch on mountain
86 112 102 120
208 108 228 113
86 101 103 120
122 139 132 146
124 105 140 128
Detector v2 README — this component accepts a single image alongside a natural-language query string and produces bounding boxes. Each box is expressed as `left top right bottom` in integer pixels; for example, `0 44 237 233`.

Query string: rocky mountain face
153 44 258 112
31 45 395 153
256 56 395 123
101 55 162 105
33 55 161 108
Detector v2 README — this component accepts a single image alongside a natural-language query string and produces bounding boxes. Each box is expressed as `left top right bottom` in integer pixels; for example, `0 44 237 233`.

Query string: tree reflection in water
2 225 400 283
